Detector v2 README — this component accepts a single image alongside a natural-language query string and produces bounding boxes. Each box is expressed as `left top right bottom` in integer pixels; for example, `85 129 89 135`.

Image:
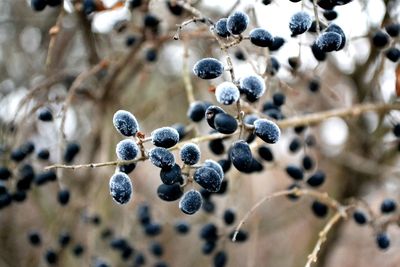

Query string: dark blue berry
213 251 228 267
194 167 222 192
254 119 281 144
116 139 139 160
230 140 253 172
227 11 249 35
316 32 342 52
187 101 207 122
113 110 139 137
58 189 70 206
215 82 240 105
285 165 304 180
385 23 400 37
28 231 41 246
63 142 80 163
109 172 133 204
249 28 274 47
180 143 201 165
311 201 328 218
38 107 53 121
289 11 312 36
380 198 396 213
307 171 326 187
214 113 238 134
206 106 226 129
179 189 203 215
148 147 175 169
175 221 190 234
0 167 11 180
376 232 390 250
372 31 389 48
258 146 274 162
353 210 367 225
160 164 182 185
223 209 235 225
386 48 400 62
193 58 224 80
151 127 180 148
37 149 50 160
31 0 46 11
157 183 183 202
239 75 266 102
214 18 231 38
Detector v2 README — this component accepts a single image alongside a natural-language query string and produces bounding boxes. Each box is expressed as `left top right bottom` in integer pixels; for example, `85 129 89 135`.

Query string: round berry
193 58 224 80
315 32 342 52
160 164 182 185
239 75 266 102
31 0 47 11
353 210 367 225
57 189 70 206
214 113 238 134
113 110 139 137
116 139 139 161
223 209 236 225
230 140 253 172
258 146 274 162
372 31 389 48
37 149 50 160
307 170 325 187
63 142 80 163
214 18 231 38
194 167 222 192
286 165 304 180
38 107 53 121
206 105 226 129
385 48 400 62
385 23 400 37
376 232 390 250
226 11 249 35
215 82 240 105
28 231 41 246
151 127 180 148
179 189 203 215
148 147 175 169
311 201 328 218
380 198 396 213
203 159 224 179
0 167 11 181
311 42 327 61
289 11 312 36
44 249 58 264
249 28 274 48
180 143 201 165
109 172 133 204
157 183 183 202
175 221 190 234
187 101 207 122
269 36 285 51
254 119 281 144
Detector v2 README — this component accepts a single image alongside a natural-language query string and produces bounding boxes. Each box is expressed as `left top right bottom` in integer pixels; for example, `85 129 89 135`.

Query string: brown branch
305 212 343 267
232 188 346 242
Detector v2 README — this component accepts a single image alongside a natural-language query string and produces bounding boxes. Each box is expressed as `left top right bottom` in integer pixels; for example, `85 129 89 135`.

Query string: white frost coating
109 172 133 204
193 58 224 80
289 11 312 35
113 110 139 137
215 82 240 105
92 7 131 34
148 147 176 169
204 159 224 180
116 139 139 161
239 74 266 100
151 127 180 148
254 119 281 144
316 32 342 52
179 189 203 215
180 143 201 165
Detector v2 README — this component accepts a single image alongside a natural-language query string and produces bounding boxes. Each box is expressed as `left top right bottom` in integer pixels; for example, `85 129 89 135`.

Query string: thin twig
305 212 343 267
182 40 195 104
312 0 321 35
232 188 344 242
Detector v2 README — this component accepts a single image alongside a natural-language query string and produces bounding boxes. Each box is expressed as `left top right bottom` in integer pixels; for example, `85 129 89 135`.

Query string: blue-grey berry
214 18 231 38
230 140 253 172
316 32 342 52
227 11 249 35
148 147 175 169
289 11 312 36
325 23 346 50
187 101 207 122
194 167 222 192
116 139 139 161
179 189 203 215
193 58 224 80
180 143 201 165
113 110 139 137
249 28 274 48
239 75 266 102
254 119 280 144
204 159 224 180
215 82 240 105
151 127 180 148
109 172 133 204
